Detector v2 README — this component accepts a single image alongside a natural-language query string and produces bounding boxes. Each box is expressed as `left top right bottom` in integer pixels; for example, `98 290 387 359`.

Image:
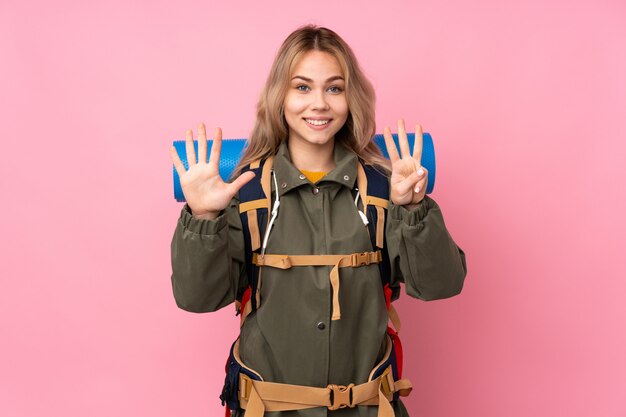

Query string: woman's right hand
170 123 255 220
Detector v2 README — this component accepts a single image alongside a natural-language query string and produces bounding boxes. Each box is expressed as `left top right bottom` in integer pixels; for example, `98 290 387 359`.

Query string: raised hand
169 123 255 220
383 119 428 208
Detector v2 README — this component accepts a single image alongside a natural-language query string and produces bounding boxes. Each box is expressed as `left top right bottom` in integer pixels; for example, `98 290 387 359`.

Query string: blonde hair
232 24 390 178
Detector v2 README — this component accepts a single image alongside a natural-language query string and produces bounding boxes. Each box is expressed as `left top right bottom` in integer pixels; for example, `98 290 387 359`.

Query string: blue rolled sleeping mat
172 133 435 202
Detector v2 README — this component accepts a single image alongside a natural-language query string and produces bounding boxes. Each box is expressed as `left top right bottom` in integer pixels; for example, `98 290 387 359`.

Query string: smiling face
283 50 349 150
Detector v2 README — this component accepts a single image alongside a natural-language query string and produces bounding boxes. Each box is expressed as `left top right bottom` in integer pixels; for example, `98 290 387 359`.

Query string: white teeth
306 119 330 126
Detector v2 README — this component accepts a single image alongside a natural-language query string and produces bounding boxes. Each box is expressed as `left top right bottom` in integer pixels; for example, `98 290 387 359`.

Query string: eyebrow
291 75 345 83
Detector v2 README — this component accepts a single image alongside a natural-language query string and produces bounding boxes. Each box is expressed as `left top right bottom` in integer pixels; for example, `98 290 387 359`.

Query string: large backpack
220 156 410 414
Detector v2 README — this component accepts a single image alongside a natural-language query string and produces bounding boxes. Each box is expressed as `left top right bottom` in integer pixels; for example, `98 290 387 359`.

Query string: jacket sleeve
386 195 467 301
170 196 247 313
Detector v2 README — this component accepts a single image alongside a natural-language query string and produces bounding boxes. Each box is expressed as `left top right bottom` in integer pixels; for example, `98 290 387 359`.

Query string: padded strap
357 163 389 250
375 205 385 248
253 251 382 321
260 157 273 210
258 157 274 309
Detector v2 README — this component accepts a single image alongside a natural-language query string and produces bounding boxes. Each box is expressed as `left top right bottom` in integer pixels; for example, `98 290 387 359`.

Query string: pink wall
2 0 625 416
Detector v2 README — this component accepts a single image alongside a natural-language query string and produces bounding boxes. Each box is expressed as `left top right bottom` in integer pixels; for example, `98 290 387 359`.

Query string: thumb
394 171 420 197
227 171 256 195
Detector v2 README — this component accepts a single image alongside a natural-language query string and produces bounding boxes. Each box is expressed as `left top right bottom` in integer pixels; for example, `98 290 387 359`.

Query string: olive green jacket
170 141 467 416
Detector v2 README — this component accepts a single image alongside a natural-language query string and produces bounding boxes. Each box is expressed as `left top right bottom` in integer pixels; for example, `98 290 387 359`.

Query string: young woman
169 25 467 417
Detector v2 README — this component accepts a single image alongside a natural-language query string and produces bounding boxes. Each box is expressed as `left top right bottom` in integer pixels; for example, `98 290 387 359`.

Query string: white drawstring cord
354 188 369 225
261 170 280 255
262 178 367 254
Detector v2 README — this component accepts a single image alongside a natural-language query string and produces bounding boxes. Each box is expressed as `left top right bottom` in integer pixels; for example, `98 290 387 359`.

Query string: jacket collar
272 140 358 196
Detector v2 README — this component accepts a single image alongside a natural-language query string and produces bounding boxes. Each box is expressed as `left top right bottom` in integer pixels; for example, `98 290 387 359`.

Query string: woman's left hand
383 119 428 209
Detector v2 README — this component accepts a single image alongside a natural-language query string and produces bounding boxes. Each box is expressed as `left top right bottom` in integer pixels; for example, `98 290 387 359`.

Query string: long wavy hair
232 25 390 178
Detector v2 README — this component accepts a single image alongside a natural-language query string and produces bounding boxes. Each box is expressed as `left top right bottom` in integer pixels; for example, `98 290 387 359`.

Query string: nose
310 89 330 111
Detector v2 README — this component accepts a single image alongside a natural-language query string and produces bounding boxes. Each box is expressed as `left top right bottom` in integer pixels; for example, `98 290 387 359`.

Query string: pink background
2 0 625 416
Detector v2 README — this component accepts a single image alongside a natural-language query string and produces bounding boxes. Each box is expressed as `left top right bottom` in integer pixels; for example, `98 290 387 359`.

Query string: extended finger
413 124 423 163
209 127 223 167
415 165 428 180
198 122 208 164
185 129 197 166
398 119 411 158
170 146 187 176
414 171 428 194
227 171 256 195
383 126 400 163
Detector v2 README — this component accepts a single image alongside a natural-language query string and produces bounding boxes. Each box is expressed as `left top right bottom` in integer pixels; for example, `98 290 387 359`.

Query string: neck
287 138 336 172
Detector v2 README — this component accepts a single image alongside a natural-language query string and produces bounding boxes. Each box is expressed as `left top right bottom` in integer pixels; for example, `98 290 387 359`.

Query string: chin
291 129 337 147
303 135 336 147
308 134 335 145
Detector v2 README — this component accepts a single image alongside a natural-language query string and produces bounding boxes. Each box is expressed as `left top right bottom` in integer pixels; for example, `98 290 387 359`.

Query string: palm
383 120 428 207
170 123 255 217
179 162 231 214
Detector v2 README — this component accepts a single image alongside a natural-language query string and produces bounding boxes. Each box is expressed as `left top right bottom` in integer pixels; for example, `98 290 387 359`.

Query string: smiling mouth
304 118 331 126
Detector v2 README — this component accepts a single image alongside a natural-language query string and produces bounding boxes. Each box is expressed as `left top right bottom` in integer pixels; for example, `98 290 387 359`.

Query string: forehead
290 50 344 79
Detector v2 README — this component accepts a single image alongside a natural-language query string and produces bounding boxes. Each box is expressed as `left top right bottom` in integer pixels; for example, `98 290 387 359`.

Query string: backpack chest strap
252 251 382 321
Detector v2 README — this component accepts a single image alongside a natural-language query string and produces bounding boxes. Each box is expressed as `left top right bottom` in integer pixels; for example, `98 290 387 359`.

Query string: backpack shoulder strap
357 162 403 308
356 162 390 250
236 157 274 320
238 158 273 251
